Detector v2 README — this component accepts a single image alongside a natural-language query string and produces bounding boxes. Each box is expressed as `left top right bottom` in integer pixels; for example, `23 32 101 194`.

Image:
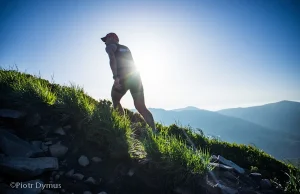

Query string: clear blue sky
1 0 299 110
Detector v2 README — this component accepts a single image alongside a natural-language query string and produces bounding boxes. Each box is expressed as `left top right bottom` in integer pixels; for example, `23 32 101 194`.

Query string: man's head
101 33 119 44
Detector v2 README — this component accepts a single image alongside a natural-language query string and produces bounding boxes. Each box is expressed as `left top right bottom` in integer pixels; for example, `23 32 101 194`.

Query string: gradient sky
1 0 299 111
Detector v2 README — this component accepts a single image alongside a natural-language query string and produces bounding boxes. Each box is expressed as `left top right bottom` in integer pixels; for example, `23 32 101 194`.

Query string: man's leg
111 86 127 116
132 92 156 131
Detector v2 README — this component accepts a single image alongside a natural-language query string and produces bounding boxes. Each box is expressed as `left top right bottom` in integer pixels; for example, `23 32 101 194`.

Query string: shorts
112 72 144 97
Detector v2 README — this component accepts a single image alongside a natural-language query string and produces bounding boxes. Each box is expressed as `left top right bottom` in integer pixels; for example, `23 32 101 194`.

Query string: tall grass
85 99 140 159
284 169 300 193
53 83 95 124
0 68 56 108
283 160 300 194
140 125 211 190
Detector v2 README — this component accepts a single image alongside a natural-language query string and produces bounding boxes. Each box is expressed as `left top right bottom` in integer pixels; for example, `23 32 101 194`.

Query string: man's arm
105 44 118 79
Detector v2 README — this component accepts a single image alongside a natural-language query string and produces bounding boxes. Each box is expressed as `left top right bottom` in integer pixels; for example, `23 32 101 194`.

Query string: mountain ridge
217 100 300 137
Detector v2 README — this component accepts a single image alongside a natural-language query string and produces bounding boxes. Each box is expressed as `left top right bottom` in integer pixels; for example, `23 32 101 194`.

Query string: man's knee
111 90 123 104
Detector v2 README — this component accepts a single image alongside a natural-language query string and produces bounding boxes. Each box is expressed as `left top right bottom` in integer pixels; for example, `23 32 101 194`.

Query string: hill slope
0 68 299 194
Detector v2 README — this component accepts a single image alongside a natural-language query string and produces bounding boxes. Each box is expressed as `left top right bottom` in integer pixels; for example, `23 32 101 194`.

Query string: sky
0 0 300 111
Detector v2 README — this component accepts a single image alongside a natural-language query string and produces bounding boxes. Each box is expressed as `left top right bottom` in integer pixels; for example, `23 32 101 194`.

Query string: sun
132 41 166 89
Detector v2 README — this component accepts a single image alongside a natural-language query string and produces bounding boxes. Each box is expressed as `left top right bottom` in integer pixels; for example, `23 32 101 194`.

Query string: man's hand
113 77 122 90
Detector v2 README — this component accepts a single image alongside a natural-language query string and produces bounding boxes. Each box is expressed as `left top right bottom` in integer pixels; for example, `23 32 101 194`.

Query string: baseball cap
101 33 119 42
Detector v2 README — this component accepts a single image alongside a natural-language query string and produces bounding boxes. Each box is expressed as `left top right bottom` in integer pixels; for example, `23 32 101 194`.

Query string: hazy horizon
133 100 300 111
1 0 299 111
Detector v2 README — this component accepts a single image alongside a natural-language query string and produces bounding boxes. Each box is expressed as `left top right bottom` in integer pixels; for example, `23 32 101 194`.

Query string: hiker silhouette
101 32 157 132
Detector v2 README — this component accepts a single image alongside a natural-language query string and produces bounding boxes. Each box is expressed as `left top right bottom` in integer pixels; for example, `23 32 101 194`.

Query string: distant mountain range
218 100 300 138
132 101 300 161
172 106 201 112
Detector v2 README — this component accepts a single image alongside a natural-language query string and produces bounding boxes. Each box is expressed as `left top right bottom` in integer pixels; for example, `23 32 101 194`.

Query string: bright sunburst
132 40 167 90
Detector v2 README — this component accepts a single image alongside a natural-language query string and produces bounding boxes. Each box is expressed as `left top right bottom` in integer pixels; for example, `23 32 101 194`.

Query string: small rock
0 129 44 157
55 174 60 181
63 125 71 130
65 169 75 177
61 189 65 193
98 192 107 194
250 172 262 177
31 141 43 148
31 141 48 153
249 172 262 182
218 155 245 174
91 157 102 163
73 173 84 180
26 113 41 127
54 127 66 135
210 155 218 162
128 168 135 176
0 156 58 178
44 141 53 146
85 177 97 185
83 191 92 194
49 143 68 157
78 155 89 167
210 162 234 171
260 179 272 190
0 109 26 119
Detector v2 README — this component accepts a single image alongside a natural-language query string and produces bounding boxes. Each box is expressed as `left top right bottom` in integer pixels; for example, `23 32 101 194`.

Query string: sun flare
132 41 166 90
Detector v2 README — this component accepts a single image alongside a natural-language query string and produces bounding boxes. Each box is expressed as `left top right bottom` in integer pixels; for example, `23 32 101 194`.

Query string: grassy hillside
0 68 299 193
